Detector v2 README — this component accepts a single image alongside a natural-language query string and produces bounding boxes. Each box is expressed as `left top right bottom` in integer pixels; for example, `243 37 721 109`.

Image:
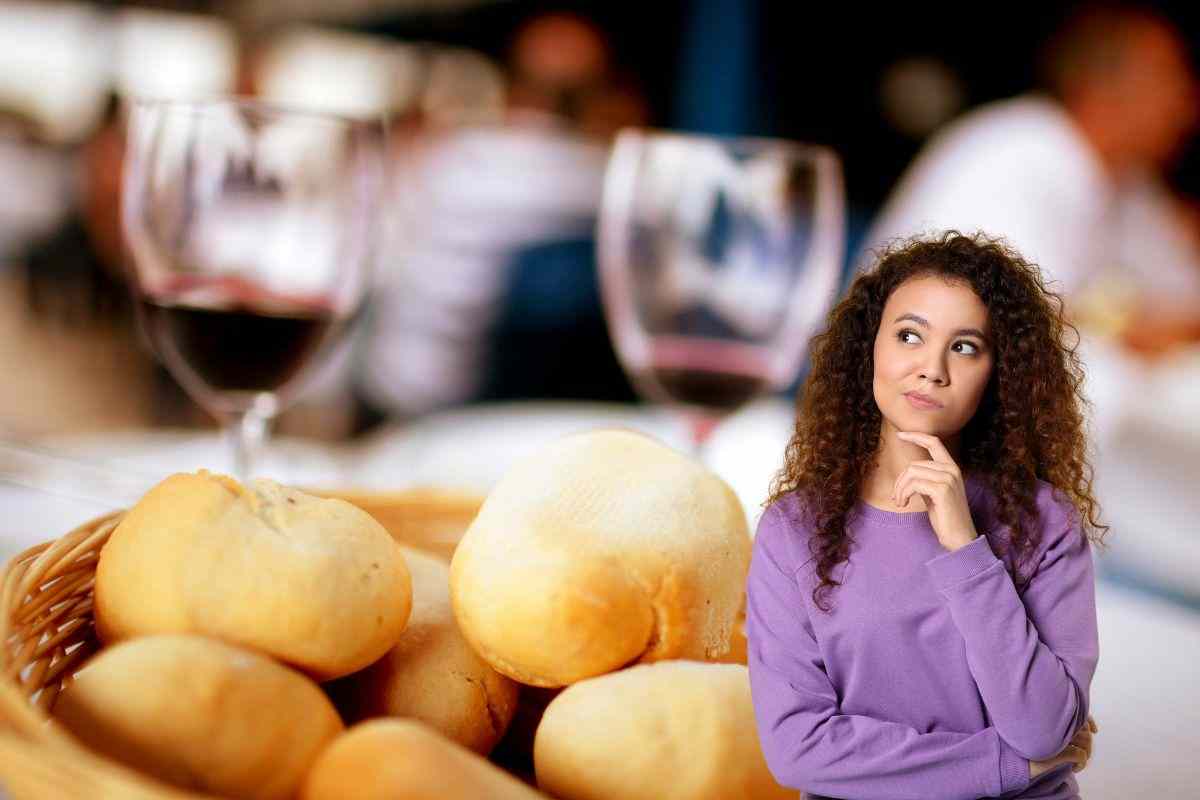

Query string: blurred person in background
862 4 1200 356
23 96 126 322
0 95 161 436
505 11 609 122
0 7 264 439
504 10 648 139
0 109 74 270
359 10 647 420
0 3 166 437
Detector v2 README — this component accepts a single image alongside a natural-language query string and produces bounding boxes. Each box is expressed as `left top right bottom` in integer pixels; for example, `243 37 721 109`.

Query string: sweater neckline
854 474 987 529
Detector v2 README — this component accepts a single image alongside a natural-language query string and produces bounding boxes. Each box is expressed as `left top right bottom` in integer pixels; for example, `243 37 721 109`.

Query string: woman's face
872 275 994 439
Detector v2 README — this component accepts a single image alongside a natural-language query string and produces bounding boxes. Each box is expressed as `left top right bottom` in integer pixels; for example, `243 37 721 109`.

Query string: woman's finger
1088 716 1099 734
909 459 958 475
896 478 939 508
896 477 957 510
893 465 951 504
897 462 950 489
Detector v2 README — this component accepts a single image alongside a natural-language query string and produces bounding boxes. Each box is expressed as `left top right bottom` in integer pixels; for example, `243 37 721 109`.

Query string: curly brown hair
769 231 1109 613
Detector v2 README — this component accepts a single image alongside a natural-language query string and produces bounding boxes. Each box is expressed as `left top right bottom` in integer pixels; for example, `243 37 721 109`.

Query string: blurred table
5 389 1200 588
3 395 1199 798
1082 341 1200 601
1079 582 1200 797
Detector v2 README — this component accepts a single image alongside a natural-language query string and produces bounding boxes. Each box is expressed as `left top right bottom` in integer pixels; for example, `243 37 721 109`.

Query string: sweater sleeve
924 505 1099 761
746 506 1031 800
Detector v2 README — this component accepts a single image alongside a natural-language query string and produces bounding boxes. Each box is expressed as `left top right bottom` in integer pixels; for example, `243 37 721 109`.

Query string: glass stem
224 408 269 480
682 411 721 459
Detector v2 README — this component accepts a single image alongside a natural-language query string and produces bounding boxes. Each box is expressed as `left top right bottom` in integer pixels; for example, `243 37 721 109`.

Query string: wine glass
122 97 386 478
598 129 844 453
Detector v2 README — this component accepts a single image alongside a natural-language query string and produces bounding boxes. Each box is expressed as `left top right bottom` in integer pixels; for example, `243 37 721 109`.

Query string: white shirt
360 122 608 415
861 94 1200 303
0 137 73 266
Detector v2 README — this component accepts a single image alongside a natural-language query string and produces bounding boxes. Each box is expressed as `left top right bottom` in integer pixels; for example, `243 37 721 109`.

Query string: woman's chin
888 410 955 437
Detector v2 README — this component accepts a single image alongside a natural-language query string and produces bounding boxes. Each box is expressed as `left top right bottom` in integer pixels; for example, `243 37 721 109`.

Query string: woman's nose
919 359 948 385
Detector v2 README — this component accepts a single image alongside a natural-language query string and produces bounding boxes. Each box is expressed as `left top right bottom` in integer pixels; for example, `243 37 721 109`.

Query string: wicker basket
0 512 213 799
0 488 484 800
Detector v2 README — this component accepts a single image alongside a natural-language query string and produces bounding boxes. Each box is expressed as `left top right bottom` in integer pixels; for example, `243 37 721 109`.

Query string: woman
746 232 1105 800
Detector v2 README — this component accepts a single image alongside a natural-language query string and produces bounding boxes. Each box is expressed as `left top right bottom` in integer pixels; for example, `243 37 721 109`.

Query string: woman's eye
897 329 921 344
953 341 979 355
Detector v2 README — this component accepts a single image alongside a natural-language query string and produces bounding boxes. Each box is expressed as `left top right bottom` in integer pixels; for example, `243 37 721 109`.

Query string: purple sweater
746 476 1098 800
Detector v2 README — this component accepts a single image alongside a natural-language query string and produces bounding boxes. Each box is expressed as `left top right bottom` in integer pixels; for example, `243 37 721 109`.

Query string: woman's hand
1030 716 1098 778
892 431 978 551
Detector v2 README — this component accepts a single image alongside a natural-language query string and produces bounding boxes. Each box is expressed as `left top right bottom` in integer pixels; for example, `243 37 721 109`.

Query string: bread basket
0 488 484 799
0 511 213 798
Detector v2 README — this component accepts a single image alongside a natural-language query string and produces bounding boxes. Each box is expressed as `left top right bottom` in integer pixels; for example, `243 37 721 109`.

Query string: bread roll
450 429 750 687
717 612 748 665
330 546 519 754
55 635 343 800
95 471 412 680
533 661 792 800
301 719 550 800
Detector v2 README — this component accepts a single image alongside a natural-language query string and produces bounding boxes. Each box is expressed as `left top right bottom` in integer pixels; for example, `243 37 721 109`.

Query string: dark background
99 0 1200 217
361 0 1200 216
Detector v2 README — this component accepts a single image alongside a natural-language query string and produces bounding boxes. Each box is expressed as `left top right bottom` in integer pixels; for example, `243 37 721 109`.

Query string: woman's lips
905 391 943 410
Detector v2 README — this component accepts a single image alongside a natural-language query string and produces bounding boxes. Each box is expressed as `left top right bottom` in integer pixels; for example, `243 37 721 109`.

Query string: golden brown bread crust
55 635 343 800
301 719 552 800
450 429 751 687
717 612 749 665
94 471 413 681
533 661 793 800
329 546 519 754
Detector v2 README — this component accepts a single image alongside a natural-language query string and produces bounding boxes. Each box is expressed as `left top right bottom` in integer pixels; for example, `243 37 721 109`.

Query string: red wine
139 298 335 395
635 337 772 413
648 366 768 411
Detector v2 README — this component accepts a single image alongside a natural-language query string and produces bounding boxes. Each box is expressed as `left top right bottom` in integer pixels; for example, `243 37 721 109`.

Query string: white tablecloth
2 397 1199 797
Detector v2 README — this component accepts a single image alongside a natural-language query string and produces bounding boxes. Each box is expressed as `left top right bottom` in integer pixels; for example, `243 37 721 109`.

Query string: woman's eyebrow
893 312 929 327
893 313 987 340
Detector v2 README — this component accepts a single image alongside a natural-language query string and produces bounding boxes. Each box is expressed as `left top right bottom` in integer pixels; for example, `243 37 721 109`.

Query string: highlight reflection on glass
122 97 386 478
598 129 845 451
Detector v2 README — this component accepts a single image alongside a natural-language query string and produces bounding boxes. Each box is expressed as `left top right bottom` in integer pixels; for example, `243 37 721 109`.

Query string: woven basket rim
0 488 485 800
0 512 218 799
